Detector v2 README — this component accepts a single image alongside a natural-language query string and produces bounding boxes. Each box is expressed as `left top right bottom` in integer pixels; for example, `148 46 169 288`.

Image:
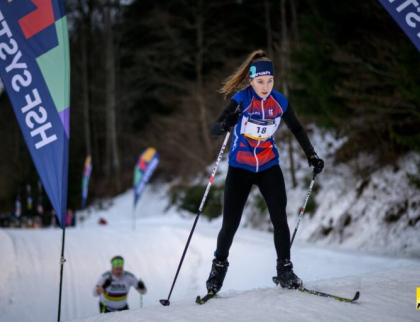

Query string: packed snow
1 178 419 322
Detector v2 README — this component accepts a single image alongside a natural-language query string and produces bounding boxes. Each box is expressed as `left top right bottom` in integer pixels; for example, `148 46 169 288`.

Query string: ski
196 280 360 305
299 287 359 302
272 276 360 303
196 291 216 305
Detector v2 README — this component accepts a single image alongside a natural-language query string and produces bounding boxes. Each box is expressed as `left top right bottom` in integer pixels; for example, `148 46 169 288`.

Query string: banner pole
57 228 66 321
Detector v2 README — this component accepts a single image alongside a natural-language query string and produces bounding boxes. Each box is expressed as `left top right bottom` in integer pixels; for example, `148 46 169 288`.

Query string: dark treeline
0 0 419 213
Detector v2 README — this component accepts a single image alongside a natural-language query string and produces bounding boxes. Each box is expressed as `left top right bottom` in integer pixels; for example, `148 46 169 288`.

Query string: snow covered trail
69 266 420 322
0 222 213 322
0 189 419 322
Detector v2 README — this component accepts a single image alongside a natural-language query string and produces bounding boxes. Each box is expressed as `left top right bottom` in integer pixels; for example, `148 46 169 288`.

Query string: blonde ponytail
219 49 271 98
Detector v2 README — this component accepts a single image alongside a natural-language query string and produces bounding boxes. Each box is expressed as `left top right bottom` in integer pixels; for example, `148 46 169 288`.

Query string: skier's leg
258 165 302 289
206 166 253 293
258 165 290 259
215 166 253 259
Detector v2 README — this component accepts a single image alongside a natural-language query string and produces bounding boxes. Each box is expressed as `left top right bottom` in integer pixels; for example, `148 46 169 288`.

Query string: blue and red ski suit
210 85 316 261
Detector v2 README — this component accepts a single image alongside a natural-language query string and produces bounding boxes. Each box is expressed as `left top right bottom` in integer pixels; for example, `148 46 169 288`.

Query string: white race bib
242 118 278 141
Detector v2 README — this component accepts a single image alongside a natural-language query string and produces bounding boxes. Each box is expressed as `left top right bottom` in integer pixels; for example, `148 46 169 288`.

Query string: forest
0 0 419 214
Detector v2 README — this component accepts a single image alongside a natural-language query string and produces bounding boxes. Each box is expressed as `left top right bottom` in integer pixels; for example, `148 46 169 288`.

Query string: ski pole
160 131 231 306
290 172 317 248
140 294 143 308
101 299 106 314
101 277 112 313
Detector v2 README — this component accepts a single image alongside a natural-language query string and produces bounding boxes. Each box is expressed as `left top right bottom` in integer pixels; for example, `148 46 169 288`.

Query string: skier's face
250 75 274 99
112 266 123 277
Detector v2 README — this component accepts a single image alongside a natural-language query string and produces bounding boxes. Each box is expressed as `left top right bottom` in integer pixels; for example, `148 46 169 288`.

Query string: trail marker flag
81 155 92 209
134 147 159 208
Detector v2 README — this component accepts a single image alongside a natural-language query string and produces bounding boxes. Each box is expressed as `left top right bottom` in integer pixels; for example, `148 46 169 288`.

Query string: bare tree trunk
14 125 20 161
75 0 100 175
280 0 289 97
264 0 273 58
195 0 212 158
266 0 296 187
79 0 92 157
104 1 120 188
290 0 300 44
280 0 297 187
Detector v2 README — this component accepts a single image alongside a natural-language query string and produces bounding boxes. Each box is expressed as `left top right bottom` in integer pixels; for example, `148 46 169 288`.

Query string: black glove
221 111 240 132
308 154 324 174
137 280 146 290
102 277 112 289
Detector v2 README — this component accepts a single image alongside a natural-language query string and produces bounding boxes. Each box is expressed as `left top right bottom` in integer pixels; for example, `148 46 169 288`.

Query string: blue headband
249 61 274 79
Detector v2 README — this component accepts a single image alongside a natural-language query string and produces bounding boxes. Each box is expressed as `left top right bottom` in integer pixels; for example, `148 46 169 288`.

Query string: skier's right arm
210 100 240 136
94 285 104 296
93 274 111 296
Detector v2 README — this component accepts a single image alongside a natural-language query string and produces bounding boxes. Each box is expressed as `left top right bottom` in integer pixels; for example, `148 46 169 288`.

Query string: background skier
93 255 147 313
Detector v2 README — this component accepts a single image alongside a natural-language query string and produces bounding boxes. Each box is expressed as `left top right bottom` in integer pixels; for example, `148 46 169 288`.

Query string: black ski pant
99 302 129 313
215 165 291 261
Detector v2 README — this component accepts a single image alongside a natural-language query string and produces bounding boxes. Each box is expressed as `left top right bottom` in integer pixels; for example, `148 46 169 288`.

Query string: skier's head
218 49 275 99
111 255 124 277
249 58 274 99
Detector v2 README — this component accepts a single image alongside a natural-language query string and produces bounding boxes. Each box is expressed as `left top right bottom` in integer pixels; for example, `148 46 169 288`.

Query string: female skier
205 49 324 294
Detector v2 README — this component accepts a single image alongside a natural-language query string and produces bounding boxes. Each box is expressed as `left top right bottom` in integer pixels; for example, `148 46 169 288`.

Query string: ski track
169 225 211 298
68 268 420 322
66 242 79 320
5 229 62 321
0 230 17 320
1 192 420 322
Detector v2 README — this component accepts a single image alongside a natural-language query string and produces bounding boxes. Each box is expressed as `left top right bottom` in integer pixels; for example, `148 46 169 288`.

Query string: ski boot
206 258 229 293
276 259 303 289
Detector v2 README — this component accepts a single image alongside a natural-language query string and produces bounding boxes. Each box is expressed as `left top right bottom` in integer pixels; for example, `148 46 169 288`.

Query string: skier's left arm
128 273 147 295
282 103 324 174
136 279 147 295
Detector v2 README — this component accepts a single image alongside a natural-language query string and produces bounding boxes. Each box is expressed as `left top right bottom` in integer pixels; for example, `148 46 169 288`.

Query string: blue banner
134 148 160 208
379 0 420 53
0 1 70 228
81 155 92 209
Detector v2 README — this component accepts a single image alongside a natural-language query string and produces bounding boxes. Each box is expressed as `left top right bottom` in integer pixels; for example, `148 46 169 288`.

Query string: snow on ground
243 126 420 258
1 182 419 322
